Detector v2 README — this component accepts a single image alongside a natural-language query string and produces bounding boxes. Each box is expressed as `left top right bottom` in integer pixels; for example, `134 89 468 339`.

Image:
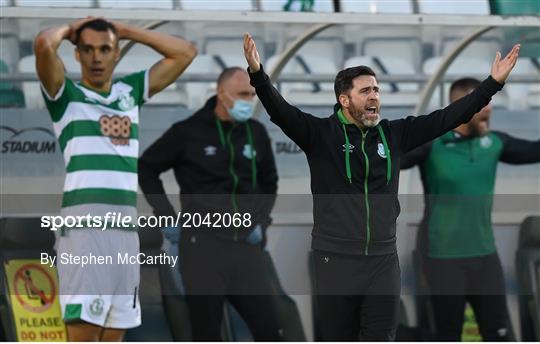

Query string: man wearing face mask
401 77 540 341
138 67 281 341
244 33 521 341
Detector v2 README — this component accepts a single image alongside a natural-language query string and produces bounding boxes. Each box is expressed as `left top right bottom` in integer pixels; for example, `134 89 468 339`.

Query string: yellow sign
4 259 67 342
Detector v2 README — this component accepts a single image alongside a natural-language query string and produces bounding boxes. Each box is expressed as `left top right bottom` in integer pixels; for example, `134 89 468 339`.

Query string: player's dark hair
75 19 118 46
450 77 481 96
334 66 377 101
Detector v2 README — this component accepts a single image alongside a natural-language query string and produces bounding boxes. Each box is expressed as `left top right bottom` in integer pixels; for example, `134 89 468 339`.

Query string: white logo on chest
117 92 135 111
377 143 387 158
342 143 354 153
204 145 217 156
243 144 256 159
480 136 492 148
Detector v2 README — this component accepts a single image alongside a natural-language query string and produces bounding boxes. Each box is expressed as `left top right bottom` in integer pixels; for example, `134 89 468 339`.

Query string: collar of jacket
193 95 222 125
443 130 485 144
332 103 392 185
331 103 372 134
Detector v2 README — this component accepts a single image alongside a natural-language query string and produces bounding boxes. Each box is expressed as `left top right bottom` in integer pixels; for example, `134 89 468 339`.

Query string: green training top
422 131 503 258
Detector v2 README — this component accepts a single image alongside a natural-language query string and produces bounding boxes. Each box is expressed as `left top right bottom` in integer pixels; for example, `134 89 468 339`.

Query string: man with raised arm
243 33 519 341
34 18 196 341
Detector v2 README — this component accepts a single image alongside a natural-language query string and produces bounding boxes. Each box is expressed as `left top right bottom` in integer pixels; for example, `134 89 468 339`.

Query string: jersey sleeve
494 131 540 164
119 70 149 106
40 77 73 122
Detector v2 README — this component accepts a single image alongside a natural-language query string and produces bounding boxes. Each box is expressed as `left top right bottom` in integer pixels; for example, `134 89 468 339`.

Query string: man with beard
401 77 540 341
243 33 521 341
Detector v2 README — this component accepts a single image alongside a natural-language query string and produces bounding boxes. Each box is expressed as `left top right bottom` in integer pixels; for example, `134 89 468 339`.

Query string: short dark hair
334 66 377 101
450 77 481 97
217 67 245 86
75 19 118 46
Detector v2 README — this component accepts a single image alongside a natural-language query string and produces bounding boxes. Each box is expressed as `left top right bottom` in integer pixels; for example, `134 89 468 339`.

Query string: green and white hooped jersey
41 71 149 222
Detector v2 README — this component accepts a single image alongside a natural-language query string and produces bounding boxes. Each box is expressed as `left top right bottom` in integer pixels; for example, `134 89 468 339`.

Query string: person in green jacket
401 77 540 341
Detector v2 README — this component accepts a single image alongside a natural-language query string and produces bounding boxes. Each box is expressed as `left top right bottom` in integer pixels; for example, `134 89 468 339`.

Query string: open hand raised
243 33 261 73
491 44 520 84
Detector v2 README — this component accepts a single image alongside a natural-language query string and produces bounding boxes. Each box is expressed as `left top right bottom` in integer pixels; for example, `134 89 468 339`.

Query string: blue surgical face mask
228 99 254 122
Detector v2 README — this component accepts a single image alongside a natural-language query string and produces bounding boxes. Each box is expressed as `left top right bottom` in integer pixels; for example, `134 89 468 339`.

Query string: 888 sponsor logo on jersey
99 115 131 146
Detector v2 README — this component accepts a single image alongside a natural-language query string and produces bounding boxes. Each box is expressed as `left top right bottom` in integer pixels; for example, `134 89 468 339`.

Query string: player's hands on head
107 20 128 40
491 43 520 84
243 33 261 73
68 17 99 45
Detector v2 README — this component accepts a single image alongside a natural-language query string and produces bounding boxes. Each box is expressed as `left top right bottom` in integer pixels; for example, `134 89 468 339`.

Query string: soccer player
34 18 196 341
243 33 520 341
401 77 540 341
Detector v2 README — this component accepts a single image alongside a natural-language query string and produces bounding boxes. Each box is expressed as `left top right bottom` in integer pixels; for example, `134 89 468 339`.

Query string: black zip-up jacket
249 65 503 255
139 96 278 242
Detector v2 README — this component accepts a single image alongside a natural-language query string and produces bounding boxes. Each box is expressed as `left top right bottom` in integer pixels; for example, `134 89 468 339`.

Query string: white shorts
56 229 141 329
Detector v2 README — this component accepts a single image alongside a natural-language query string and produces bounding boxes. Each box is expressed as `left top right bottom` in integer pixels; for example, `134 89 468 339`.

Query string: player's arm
495 131 540 164
391 44 520 153
243 33 319 152
33 18 92 98
111 21 197 98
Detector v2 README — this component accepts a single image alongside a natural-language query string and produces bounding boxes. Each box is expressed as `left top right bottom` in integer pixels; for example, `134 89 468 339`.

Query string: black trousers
179 232 282 341
313 250 401 341
424 253 511 341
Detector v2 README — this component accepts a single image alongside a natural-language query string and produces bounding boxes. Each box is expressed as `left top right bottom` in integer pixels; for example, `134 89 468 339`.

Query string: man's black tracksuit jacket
249 65 503 257
138 95 278 242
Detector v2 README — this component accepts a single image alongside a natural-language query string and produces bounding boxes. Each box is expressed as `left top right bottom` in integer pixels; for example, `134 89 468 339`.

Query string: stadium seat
98 0 173 9
0 59 24 108
529 82 540 108
0 35 20 73
182 54 222 109
503 57 540 110
441 37 503 63
516 216 540 342
422 56 509 110
525 58 540 108
202 34 264 70
266 54 337 106
361 37 422 72
14 0 93 6
17 55 44 109
283 33 345 66
344 56 419 107
0 217 57 342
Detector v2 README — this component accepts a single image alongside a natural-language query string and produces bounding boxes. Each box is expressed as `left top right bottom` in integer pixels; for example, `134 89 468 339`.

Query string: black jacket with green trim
138 96 278 243
249 64 503 256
